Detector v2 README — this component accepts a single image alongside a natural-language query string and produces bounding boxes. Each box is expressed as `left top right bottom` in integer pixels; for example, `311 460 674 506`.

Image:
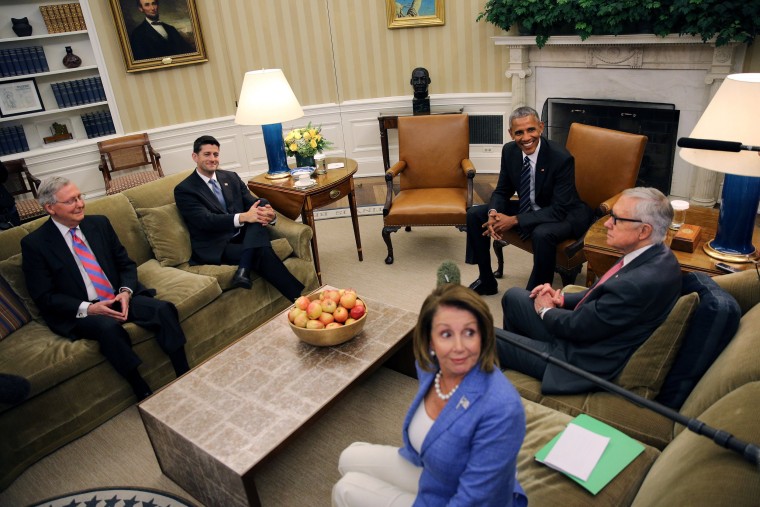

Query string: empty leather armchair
494 123 647 286
2 158 45 223
98 133 164 194
382 114 475 264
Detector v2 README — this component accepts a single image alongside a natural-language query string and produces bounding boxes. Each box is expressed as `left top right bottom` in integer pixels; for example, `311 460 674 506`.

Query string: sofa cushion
518 398 660 507
713 269 760 316
136 203 192 267
0 225 27 260
0 254 40 320
656 273 741 409
0 277 30 340
136 259 221 323
678 302 760 433
615 292 698 399
84 193 154 266
632 382 760 507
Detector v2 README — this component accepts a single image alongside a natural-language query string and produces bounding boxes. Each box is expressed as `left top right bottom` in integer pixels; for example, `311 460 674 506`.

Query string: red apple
293 313 309 328
306 319 325 329
306 301 323 319
295 296 311 311
345 317 357 325
339 292 357 309
321 299 337 314
318 312 335 326
333 306 349 323
288 307 305 323
349 305 365 320
325 322 342 329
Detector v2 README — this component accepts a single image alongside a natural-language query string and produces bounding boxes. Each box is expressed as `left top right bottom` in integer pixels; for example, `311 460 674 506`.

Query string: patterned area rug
29 487 196 507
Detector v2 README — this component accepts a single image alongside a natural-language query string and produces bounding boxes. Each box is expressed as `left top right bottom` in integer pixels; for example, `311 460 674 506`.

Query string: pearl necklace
434 370 460 401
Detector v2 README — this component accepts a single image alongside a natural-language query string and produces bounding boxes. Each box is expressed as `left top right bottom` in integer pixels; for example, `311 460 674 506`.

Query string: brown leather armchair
382 114 475 264
2 158 45 223
98 133 164 194
493 123 647 286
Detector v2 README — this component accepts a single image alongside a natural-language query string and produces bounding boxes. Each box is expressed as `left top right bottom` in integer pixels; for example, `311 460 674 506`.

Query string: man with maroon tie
496 187 682 394
21 177 189 400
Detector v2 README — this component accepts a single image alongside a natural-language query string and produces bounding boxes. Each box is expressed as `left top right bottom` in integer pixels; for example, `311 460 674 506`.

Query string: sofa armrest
269 213 313 261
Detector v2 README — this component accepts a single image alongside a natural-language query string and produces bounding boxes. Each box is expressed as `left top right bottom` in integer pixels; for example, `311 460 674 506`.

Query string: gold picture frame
108 0 207 72
387 0 445 29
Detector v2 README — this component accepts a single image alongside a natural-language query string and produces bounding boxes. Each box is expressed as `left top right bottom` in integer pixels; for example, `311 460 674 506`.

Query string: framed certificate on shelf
0 78 44 118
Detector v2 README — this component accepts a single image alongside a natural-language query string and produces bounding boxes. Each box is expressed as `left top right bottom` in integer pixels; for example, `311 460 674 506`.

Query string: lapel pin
456 395 470 410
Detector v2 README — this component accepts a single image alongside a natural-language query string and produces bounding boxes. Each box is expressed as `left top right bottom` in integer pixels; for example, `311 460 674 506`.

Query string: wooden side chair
493 122 647 286
2 158 45 223
382 114 475 264
97 133 164 195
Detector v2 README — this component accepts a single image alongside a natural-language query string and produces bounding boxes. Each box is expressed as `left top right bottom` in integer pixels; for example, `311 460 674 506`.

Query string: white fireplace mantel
493 34 747 202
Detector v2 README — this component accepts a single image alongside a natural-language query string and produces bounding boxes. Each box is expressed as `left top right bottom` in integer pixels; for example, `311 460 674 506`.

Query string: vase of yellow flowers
284 122 332 167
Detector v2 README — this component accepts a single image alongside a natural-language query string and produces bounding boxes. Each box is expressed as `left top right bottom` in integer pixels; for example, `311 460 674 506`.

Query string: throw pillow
0 276 31 340
656 272 742 409
615 292 699 399
0 253 41 320
136 204 192 267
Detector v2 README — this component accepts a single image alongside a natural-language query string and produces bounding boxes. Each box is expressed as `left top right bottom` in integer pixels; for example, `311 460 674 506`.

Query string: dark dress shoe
468 278 498 296
232 268 253 290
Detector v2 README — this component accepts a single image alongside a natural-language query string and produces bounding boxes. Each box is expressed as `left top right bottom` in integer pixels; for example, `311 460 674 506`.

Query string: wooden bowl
288 294 367 347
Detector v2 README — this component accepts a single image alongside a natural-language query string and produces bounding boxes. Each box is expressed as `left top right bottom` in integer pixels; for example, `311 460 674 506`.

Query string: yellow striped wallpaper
89 1 759 135
89 0 509 134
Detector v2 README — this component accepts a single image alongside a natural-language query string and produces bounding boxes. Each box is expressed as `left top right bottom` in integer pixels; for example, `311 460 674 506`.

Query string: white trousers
332 442 423 507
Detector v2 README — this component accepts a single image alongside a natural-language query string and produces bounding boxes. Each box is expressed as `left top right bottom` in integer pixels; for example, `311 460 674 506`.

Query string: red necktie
575 259 623 309
70 228 114 301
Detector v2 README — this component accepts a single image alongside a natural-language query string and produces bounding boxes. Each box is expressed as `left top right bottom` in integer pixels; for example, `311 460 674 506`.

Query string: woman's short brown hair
413 284 498 373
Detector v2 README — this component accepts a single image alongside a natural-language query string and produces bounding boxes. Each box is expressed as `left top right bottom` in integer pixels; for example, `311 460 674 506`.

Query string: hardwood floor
326 173 499 210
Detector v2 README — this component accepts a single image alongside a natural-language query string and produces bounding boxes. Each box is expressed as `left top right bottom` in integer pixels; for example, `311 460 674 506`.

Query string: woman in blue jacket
333 284 527 506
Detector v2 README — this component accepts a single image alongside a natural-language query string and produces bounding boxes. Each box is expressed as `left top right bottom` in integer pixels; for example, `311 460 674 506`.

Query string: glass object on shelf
62 47 82 69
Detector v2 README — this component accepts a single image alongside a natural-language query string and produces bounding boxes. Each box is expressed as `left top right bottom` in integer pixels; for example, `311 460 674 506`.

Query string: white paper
326 162 344 169
542 423 610 481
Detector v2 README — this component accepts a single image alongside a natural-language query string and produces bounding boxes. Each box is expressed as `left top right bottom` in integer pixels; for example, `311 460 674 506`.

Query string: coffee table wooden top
139 286 417 506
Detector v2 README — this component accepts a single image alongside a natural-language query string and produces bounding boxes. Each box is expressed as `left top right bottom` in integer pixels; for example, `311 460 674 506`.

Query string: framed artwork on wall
386 0 445 29
0 78 44 118
108 0 208 72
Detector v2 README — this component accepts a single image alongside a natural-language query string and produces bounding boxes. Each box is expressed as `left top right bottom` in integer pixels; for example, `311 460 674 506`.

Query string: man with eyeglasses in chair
495 187 682 394
21 177 190 401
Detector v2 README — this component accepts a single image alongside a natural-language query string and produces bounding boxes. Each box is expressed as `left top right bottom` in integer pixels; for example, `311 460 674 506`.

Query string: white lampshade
234 69 304 126
678 73 760 177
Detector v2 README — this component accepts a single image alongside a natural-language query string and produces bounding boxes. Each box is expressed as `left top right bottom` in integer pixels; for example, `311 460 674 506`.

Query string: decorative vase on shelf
12 17 33 37
295 153 315 168
62 46 82 69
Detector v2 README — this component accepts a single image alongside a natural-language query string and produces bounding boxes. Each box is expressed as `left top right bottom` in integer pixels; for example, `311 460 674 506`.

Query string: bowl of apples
287 288 368 346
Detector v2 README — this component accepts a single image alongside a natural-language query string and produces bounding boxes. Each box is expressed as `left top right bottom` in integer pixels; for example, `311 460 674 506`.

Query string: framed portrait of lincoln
109 0 207 72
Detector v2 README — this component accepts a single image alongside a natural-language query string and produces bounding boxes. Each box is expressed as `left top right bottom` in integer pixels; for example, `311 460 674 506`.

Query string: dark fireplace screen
541 98 680 195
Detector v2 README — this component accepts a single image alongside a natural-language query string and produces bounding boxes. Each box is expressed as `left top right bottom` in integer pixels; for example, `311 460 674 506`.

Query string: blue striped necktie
70 228 114 301
209 179 226 211
518 156 532 240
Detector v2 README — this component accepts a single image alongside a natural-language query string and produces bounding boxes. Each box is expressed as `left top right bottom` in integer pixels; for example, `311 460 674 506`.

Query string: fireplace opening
541 98 680 195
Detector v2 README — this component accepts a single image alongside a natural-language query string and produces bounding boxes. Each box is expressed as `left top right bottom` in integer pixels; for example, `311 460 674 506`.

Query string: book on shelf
35 46 50 73
51 83 64 108
0 50 11 78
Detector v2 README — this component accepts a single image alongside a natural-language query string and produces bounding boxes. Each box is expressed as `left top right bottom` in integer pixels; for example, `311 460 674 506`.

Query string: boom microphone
677 137 760 153
436 261 461 287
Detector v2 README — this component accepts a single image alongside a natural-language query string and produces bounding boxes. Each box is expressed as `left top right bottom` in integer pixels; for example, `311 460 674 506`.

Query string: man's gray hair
622 187 673 243
37 176 72 208
509 106 541 127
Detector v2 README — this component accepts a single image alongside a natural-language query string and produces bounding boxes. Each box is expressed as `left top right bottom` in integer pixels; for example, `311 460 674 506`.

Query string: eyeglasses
56 194 86 206
609 211 643 226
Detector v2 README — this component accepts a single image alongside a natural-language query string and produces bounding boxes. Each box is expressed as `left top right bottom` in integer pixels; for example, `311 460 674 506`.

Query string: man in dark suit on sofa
496 187 682 394
466 106 593 295
21 177 189 400
174 135 304 299
129 0 194 60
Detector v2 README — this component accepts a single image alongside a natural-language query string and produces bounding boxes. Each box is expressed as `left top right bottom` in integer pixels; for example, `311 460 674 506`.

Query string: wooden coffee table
139 287 417 507
583 206 760 285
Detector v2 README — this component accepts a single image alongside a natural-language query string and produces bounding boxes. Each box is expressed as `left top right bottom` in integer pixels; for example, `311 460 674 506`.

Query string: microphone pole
495 328 760 467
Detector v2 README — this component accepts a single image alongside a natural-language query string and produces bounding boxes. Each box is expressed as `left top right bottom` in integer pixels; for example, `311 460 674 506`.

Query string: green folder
535 414 645 495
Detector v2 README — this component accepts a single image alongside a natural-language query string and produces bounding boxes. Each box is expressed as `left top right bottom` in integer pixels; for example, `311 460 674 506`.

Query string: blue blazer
399 364 527 506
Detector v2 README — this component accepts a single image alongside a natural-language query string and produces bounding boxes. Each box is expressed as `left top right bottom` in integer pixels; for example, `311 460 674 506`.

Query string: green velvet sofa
0 171 319 490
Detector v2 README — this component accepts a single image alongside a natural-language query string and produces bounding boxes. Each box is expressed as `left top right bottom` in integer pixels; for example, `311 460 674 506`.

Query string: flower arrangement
283 122 333 158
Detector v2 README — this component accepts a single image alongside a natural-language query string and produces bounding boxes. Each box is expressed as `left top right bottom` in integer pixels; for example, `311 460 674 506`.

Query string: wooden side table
247 157 362 283
378 105 464 171
583 206 760 285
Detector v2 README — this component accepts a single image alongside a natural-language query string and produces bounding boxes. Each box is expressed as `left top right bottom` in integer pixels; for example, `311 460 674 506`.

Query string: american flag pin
456 396 470 410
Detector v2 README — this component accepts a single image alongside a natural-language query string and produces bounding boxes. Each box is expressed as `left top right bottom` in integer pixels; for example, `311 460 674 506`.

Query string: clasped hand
240 200 276 225
87 291 130 321
529 283 563 313
481 211 518 241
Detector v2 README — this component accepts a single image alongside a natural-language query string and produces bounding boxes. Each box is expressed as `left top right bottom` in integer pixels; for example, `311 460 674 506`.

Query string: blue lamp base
703 174 760 263
261 123 290 179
